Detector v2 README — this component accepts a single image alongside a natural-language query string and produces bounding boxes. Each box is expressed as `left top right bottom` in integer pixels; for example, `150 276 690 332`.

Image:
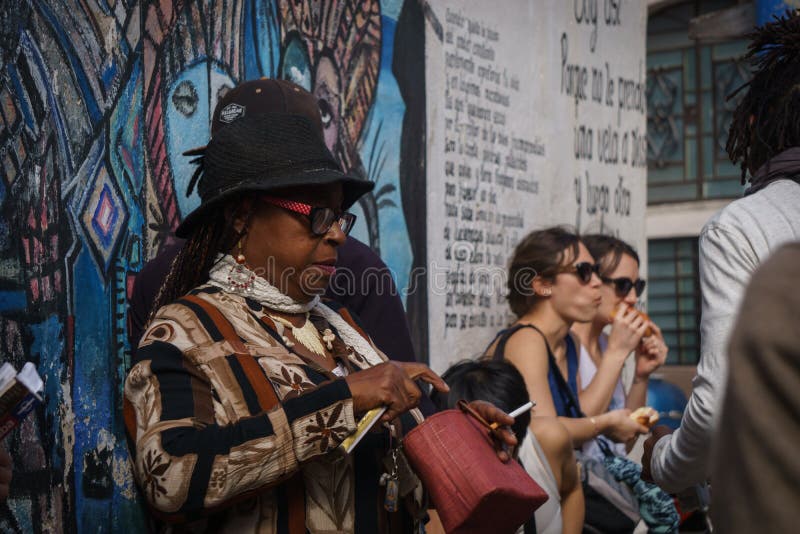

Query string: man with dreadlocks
642 11 800 494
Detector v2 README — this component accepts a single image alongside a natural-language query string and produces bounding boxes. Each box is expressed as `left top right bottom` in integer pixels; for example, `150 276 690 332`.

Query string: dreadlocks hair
147 198 250 323
726 10 800 184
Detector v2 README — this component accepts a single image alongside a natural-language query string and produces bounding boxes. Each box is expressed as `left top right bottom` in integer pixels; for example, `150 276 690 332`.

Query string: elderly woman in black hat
124 79 515 533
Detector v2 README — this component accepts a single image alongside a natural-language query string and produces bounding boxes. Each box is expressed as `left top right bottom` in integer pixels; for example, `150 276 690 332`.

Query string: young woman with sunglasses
571 235 668 457
485 227 648 450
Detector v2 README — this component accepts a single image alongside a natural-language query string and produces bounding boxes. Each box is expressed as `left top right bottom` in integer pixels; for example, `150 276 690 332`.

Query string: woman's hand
606 304 648 358
599 409 649 443
345 362 449 422
635 323 668 381
467 400 518 462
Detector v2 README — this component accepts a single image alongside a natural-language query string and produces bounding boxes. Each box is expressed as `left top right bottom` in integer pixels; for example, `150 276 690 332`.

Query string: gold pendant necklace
268 312 327 357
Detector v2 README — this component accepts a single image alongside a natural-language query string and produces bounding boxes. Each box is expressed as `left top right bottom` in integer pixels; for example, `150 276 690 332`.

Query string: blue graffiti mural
0 1 418 530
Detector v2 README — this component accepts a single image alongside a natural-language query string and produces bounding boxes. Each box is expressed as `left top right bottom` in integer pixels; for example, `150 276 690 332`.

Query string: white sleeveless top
517 430 561 534
578 335 627 458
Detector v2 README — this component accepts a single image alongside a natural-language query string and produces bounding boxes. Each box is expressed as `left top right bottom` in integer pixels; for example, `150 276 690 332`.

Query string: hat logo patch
219 103 245 123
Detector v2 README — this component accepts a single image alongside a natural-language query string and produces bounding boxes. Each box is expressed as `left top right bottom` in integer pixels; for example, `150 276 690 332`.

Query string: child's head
432 360 532 440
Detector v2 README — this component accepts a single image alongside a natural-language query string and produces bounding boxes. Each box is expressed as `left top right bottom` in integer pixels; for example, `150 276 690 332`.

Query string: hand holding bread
610 305 653 337
630 406 659 429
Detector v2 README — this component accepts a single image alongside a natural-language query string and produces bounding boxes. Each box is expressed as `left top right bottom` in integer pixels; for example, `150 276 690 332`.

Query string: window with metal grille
646 1 751 204
647 238 701 365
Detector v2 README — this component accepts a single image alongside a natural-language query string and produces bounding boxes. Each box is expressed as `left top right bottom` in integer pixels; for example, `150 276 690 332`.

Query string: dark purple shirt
128 238 417 364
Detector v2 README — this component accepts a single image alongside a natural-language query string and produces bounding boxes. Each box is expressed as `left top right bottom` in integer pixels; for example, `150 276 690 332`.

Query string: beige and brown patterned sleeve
124 308 357 518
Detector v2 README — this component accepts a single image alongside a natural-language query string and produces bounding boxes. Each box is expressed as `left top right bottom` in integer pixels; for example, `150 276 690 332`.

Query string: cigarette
508 401 534 419
490 401 534 430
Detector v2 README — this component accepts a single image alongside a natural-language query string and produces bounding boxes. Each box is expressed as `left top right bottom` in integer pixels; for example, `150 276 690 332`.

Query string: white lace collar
206 254 385 367
208 254 319 313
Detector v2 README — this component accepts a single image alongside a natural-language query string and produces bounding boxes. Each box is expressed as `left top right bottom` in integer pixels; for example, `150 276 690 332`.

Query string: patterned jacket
124 285 420 533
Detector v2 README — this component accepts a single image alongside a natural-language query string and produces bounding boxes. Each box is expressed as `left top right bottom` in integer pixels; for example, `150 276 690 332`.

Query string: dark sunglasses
601 276 647 297
261 196 357 236
557 262 600 284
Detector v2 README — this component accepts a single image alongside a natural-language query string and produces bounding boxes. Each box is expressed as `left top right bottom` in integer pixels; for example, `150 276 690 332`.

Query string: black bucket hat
175 79 374 238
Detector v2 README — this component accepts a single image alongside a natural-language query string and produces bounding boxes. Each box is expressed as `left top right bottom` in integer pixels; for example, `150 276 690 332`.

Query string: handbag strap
595 435 615 457
181 295 282 408
516 324 583 419
178 294 306 534
456 399 516 446
456 399 492 430
538 338 617 458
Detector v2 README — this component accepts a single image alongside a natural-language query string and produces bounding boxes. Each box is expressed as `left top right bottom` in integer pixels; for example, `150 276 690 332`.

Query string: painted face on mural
314 56 342 158
237 183 346 302
165 65 236 224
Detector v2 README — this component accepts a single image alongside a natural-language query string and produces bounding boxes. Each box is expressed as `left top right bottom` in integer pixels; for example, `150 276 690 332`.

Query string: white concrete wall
425 0 649 372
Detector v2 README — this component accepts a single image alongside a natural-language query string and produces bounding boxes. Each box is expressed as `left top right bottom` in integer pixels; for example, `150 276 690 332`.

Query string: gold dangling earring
235 238 246 265
227 237 255 293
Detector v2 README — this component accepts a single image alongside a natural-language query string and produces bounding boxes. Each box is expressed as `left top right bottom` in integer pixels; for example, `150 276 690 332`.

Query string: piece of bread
610 307 653 337
630 406 659 428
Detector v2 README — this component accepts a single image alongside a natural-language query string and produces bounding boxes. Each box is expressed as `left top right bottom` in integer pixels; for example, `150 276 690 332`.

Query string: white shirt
517 431 562 534
651 179 800 492
578 335 627 458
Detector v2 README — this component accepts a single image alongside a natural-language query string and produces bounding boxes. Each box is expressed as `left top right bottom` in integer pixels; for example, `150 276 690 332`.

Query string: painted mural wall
0 1 413 531
0 0 646 530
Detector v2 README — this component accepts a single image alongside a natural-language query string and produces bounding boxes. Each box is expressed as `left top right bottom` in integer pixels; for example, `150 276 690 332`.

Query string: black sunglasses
557 262 600 284
262 196 357 236
601 276 647 297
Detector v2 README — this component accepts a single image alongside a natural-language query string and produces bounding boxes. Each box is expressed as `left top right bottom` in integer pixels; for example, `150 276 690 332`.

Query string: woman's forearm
625 377 648 411
556 415 600 447
578 350 627 416
560 470 585 534
559 436 585 534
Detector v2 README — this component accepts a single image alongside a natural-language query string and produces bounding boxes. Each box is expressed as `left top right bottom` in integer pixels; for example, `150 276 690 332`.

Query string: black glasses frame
308 207 357 236
601 276 647 297
557 262 600 284
261 196 357 236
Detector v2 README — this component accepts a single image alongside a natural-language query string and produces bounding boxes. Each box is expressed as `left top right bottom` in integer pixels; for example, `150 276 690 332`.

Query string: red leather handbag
403 401 548 534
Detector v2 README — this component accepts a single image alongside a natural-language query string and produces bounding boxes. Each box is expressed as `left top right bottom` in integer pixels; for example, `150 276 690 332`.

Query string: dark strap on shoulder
490 325 616 456
178 294 306 533
546 336 583 419
489 324 545 361
181 295 283 409
524 327 583 419
491 324 583 417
